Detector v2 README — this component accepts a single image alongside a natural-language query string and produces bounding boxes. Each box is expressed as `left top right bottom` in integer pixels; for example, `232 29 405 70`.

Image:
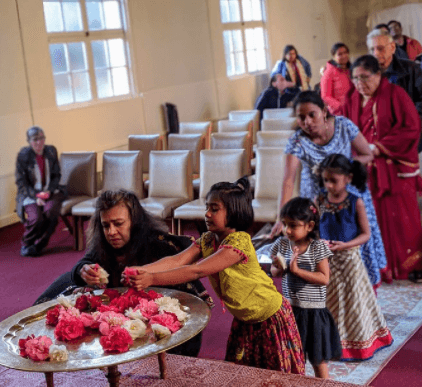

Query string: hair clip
310 206 317 214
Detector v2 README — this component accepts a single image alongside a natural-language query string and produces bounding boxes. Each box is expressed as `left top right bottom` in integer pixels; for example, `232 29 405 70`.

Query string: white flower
97 267 109 285
49 345 69 362
311 163 321 177
57 295 76 308
155 296 180 308
122 319 147 340
151 324 171 340
158 305 188 322
125 308 147 321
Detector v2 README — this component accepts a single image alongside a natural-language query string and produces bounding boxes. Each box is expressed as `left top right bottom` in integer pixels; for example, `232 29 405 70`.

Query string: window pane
234 51 245 74
245 27 266 72
232 30 243 52
223 31 235 76
53 73 74 105
68 42 87 71
242 0 263 22
220 0 240 23
91 40 109 69
95 69 113 98
72 71 92 102
111 67 129 95
62 1 83 31
108 39 126 67
49 44 68 73
86 1 104 30
43 2 64 32
223 30 245 76
104 1 122 29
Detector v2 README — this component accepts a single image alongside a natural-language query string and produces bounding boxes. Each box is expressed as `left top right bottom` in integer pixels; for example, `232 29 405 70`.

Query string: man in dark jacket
367 29 422 151
254 74 300 120
15 126 66 256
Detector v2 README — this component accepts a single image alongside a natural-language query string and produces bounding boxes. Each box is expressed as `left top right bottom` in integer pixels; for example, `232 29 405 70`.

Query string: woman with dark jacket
15 126 66 257
320 43 353 115
34 189 213 356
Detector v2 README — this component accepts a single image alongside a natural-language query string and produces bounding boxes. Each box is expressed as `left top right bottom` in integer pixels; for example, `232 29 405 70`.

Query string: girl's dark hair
350 55 380 75
318 154 367 192
280 197 319 239
87 189 168 269
283 45 298 61
374 23 389 30
206 176 254 231
331 42 349 56
293 90 333 118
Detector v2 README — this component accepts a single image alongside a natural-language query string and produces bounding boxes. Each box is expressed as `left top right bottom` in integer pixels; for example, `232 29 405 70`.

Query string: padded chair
128 134 164 195
140 150 193 234
261 118 297 132
211 132 252 175
218 119 253 139
253 148 302 222
173 149 246 234
251 131 293 170
228 110 260 143
59 152 97 250
71 151 143 250
262 107 294 119
179 121 212 149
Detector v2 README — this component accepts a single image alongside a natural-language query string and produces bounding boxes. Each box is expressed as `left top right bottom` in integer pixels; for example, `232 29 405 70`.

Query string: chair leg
74 216 85 251
177 219 182 235
171 217 175 235
61 215 74 235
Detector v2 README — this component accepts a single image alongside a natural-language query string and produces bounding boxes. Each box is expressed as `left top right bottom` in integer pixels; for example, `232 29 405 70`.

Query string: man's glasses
30 136 46 142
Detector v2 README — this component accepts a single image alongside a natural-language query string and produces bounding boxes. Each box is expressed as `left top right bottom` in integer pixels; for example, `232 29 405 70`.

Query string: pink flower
149 312 181 333
100 326 133 353
54 316 85 342
103 289 120 301
59 307 80 321
87 295 103 311
19 334 35 357
80 312 99 329
97 311 129 336
147 290 163 300
20 335 52 361
134 298 159 320
75 295 89 311
98 304 121 313
46 305 64 326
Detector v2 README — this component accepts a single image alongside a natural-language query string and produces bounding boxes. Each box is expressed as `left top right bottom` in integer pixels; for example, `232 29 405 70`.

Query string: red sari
342 77 422 281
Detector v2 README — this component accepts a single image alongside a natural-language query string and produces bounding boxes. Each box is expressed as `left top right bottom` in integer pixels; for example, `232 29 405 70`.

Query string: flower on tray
151 324 172 340
19 335 52 361
98 311 129 336
49 345 69 362
100 326 134 353
149 312 181 333
54 316 86 342
122 319 147 340
57 294 76 309
46 305 63 326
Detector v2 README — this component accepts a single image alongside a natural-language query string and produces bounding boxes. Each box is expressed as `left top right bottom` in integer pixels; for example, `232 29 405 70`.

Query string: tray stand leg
106 365 121 387
44 372 54 387
158 351 167 379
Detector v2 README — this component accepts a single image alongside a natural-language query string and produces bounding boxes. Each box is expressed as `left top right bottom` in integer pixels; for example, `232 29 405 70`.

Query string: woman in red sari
342 55 422 282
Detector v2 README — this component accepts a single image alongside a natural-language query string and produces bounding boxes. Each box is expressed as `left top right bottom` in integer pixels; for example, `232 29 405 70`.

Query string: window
43 0 131 106
219 0 268 77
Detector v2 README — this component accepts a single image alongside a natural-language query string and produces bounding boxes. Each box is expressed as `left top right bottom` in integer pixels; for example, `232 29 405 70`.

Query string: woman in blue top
271 45 312 90
270 91 387 289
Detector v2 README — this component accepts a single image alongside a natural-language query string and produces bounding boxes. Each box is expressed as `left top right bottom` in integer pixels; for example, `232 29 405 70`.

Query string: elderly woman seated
34 189 213 356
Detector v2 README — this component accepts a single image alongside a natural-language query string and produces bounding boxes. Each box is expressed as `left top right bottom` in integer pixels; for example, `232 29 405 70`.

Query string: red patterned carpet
0 354 366 387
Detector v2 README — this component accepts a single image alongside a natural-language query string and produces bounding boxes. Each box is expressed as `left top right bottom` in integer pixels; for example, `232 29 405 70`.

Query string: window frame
43 0 135 108
220 0 270 79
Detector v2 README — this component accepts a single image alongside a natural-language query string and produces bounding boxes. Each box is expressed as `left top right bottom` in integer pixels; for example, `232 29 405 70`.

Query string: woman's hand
372 146 380 157
289 246 300 275
269 221 283 238
80 264 101 286
329 241 348 252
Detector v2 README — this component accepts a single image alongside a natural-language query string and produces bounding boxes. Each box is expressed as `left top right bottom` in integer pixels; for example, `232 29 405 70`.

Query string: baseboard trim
0 213 20 228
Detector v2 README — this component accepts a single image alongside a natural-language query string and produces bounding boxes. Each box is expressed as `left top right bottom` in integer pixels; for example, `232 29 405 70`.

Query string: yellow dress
195 231 282 323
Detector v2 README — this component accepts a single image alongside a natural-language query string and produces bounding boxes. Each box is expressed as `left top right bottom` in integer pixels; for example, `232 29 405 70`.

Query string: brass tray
0 287 211 373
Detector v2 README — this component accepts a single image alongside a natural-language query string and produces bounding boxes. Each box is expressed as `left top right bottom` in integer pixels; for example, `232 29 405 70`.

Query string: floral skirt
225 300 305 374
327 247 393 361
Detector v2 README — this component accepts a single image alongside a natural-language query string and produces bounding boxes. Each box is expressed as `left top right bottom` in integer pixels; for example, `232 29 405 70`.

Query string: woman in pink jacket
321 43 353 115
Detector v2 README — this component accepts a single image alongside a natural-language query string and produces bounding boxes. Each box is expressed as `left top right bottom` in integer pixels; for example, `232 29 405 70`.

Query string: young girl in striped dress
270 197 341 378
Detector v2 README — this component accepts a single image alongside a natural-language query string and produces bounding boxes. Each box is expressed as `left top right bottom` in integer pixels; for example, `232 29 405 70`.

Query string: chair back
228 110 259 143
168 134 203 174
218 120 253 138
210 132 251 174
256 131 292 148
261 118 297 132
162 103 179 134
60 152 97 197
148 150 193 200
199 149 245 198
263 108 294 119
179 121 212 149
128 134 163 173
102 151 143 198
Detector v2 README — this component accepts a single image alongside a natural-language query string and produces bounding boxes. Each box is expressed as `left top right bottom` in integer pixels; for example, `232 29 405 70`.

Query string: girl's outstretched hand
125 270 154 291
329 241 347 251
289 246 300 274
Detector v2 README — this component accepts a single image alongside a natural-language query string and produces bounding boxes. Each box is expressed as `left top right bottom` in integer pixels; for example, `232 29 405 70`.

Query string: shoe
20 245 39 257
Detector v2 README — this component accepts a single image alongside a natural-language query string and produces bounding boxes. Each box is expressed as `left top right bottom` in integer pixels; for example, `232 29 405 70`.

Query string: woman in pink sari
342 55 422 282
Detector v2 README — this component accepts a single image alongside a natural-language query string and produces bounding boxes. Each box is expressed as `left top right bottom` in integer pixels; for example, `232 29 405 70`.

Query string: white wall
0 0 343 227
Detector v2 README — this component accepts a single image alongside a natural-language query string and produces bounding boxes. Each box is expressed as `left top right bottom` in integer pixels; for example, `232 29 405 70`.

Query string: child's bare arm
330 198 371 251
290 251 330 286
